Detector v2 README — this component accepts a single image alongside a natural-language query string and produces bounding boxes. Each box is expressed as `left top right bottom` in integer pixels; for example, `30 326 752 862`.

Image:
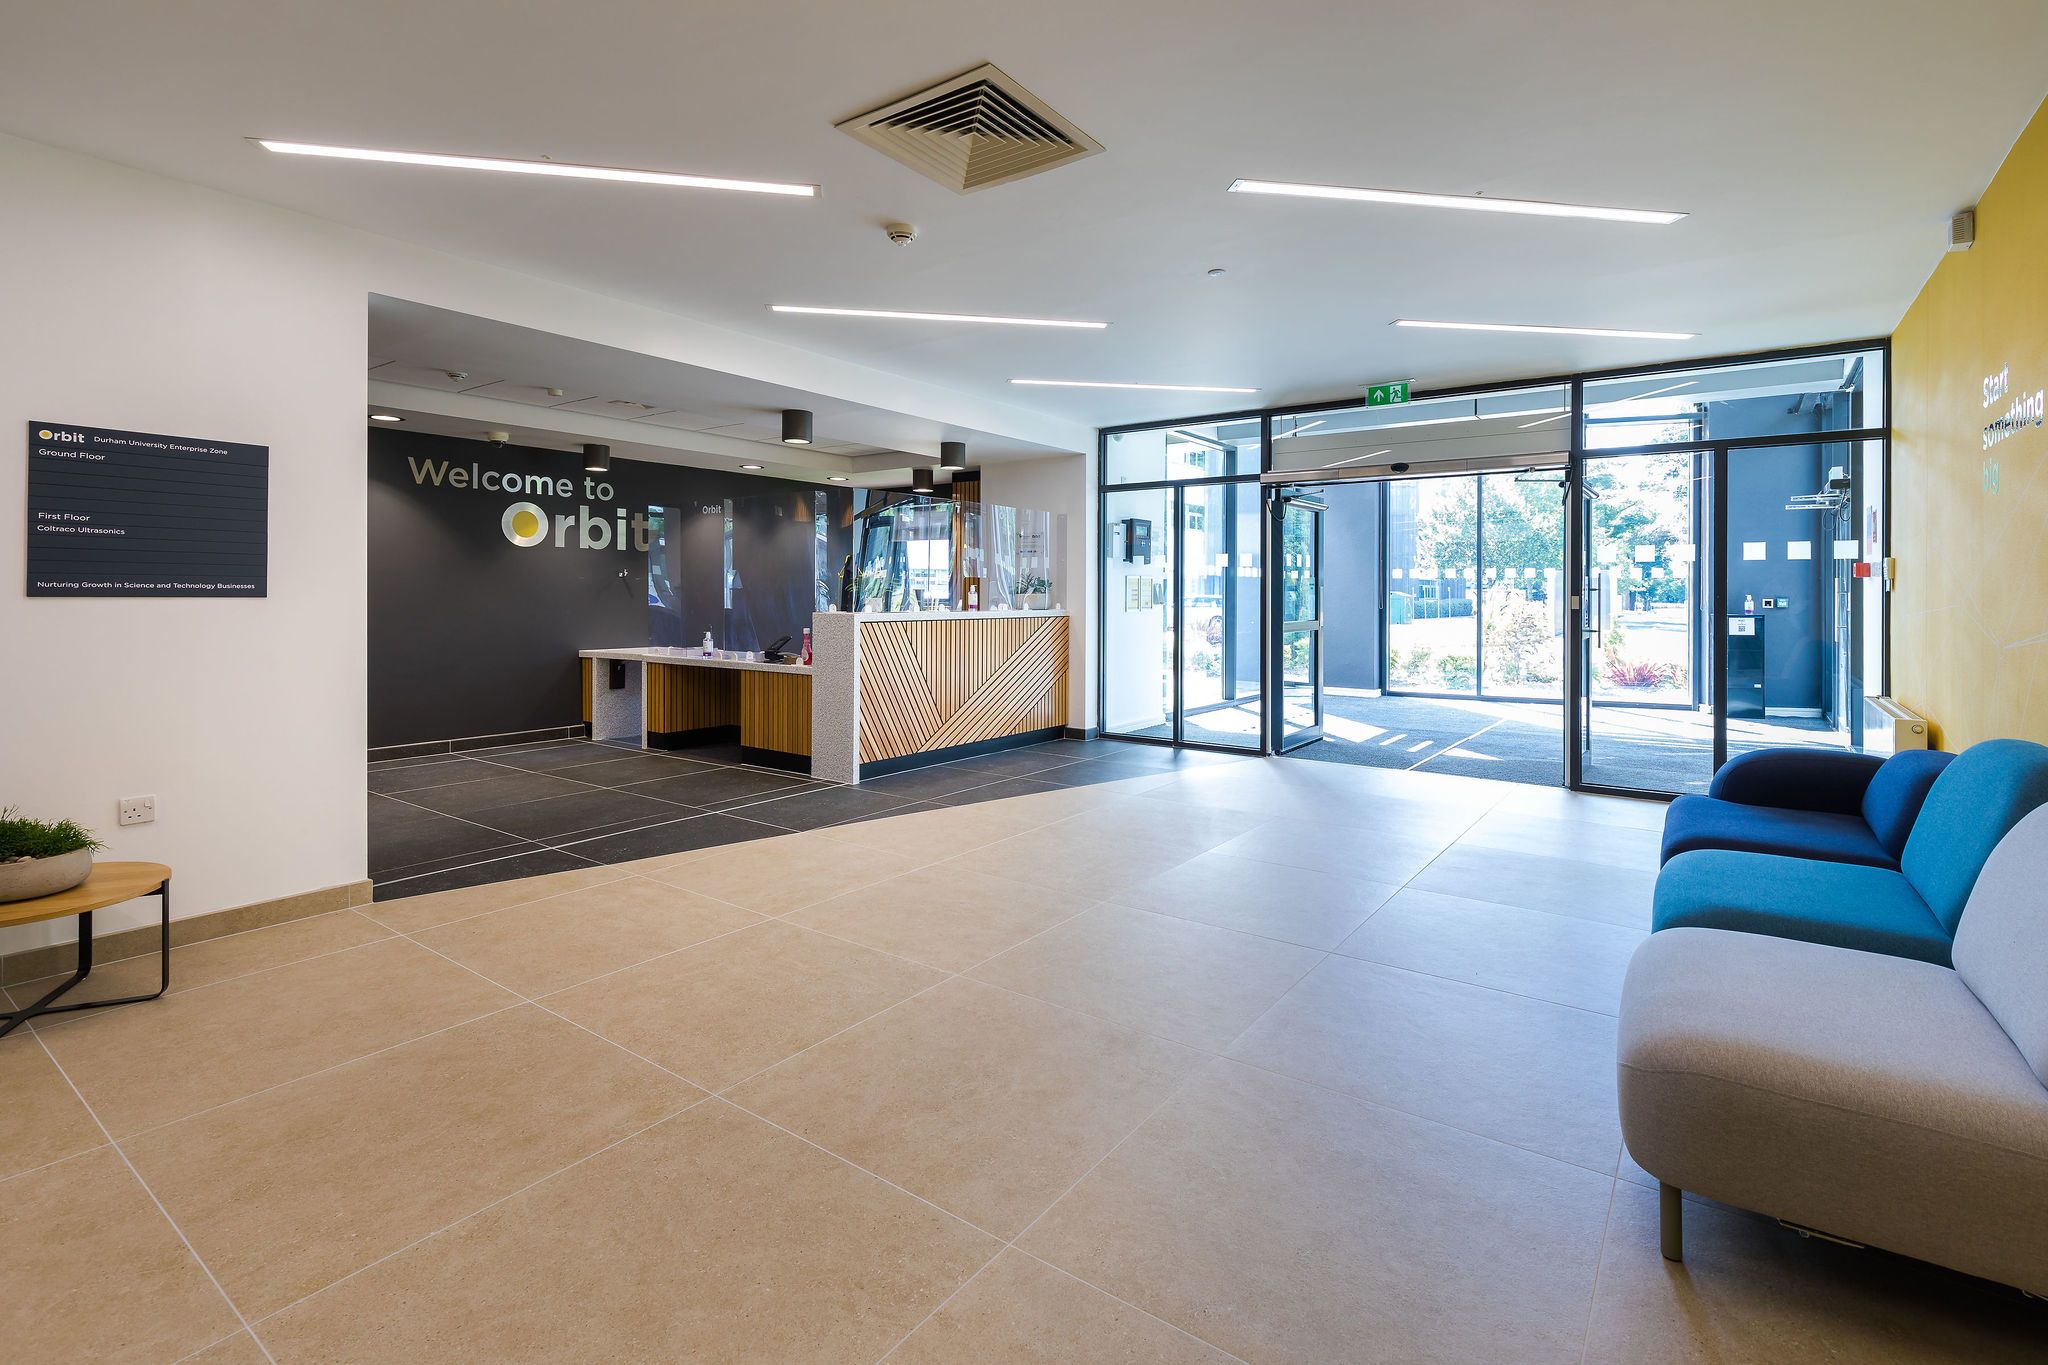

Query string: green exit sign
1366 380 1412 406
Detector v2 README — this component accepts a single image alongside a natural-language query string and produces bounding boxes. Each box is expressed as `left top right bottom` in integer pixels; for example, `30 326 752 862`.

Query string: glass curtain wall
1097 341 1888 791
1575 346 1888 793
1102 419 1264 749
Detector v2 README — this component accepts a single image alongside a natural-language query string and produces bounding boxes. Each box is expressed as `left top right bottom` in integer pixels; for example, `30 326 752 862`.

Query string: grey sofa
1618 804 2048 1295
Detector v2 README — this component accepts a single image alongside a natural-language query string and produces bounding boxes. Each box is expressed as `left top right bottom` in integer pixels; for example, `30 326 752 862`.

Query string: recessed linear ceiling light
1394 320 1697 341
369 413 403 422
1012 379 1259 394
739 463 765 471
771 305 1106 329
1228 179 1685 225
827 475 850 482
253 140 817 197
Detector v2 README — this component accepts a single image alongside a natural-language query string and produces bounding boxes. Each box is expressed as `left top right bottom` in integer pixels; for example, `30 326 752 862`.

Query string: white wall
978 454 1097 729
0 132 1089 952
0 134 371 949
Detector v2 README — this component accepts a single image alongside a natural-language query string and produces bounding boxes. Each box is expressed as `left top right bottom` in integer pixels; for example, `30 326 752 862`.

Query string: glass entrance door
1576 448 1714 794
1275 492 1325 751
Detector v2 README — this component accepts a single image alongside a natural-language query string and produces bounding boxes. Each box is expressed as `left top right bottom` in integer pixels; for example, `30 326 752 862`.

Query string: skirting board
1 878 374 987
371 724 584 762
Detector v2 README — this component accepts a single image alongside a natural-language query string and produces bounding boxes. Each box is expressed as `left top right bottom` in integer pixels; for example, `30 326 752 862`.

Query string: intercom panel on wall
1120 517 1152 564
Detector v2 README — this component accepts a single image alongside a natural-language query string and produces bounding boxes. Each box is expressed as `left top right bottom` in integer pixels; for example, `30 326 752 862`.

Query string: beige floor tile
38 937 518 1137
0 1034 104 1178
892 1249 1236 1364
1230 953 1622 1172
786 864 1096 972
7 910 392 1012
816 800 1026 859
731 978 1199 1237
260 1101 998 1363
1334 888 1646 1015
364 863 631 934
643 831 905 914
0 1148 242 1363
1494 784 1669 831
1063 796 1266 857
413 875 760 997
970 905 1322 1051
1409 843 1657 929
1113 849 1399 949
128 1006 696 1317
1212 814 1461 884
1019 1059 1611 1365
1585 1181 2048 1363
938 823 1201 901
1461 809 1664 872
542 919 943 1091
186 1331 271 1363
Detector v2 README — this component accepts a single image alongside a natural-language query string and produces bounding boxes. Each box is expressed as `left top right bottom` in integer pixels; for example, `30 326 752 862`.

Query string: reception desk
582 609 1068 784
810 609 1070 784
580 649 813 771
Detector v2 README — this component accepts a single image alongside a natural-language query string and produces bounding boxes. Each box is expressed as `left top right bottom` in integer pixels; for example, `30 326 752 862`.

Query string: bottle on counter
701 631 715 657
966 582 979 611
800 627 813 666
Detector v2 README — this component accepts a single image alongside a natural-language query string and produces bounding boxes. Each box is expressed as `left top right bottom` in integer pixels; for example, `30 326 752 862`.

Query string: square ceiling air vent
836 63 1102 193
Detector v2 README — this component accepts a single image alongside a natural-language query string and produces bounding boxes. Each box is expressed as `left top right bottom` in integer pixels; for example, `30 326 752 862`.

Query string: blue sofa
1653 739 2048 965
1661 747 1954 870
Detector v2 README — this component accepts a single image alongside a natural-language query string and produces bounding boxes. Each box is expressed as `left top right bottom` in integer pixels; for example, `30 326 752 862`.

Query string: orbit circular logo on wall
501 501 548 547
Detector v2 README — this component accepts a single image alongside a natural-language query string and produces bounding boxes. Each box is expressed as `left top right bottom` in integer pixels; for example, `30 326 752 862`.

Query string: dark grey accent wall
368 428 846 748
1323 482 1384 692
1710 398 1829 714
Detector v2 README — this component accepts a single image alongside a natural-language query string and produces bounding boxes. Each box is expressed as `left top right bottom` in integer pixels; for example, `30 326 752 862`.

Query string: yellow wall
1892 96 2048 749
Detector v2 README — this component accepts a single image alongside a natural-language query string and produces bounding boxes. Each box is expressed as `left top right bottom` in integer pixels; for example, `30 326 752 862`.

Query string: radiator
1863 696 1931 754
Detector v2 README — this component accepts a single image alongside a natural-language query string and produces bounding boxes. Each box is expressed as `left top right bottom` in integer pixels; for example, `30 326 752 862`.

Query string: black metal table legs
0 880 170 1039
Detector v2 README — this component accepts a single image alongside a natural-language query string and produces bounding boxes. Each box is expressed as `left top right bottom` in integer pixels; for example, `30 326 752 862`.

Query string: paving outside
4 742 2039 1362
1142 693 1844 793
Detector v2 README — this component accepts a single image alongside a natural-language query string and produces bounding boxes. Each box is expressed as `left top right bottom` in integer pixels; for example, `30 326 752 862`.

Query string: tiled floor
367 735 1196 901
9 743 2044 1362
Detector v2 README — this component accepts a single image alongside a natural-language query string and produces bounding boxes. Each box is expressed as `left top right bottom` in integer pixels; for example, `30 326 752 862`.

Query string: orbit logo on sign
405 454 653 552
501 502 549 547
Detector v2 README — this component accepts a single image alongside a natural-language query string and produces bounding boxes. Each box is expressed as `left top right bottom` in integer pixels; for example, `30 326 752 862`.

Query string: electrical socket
118 794 155 827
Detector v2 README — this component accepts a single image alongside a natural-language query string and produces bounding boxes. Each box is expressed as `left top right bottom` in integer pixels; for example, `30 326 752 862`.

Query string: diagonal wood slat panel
858 617 1067 763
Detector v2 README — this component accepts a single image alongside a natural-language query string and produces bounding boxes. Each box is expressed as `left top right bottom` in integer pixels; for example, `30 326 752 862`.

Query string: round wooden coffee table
0 862 171 1038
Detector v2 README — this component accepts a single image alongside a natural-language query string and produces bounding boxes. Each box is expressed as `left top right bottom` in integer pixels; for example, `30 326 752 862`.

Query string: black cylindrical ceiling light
940 440 967 469
910 464 936 494
582 443 611 472
781 409 814 445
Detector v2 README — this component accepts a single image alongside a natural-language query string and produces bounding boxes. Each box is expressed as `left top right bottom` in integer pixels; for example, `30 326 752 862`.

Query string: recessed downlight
1011 379 1260 394
771 305 1106 329
253 140 817 197
1394 319 1697 341
369 413 403 422
1228 179 1685 225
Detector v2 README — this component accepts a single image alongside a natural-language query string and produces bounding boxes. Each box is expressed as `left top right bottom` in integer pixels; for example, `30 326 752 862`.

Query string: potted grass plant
0 808 104 903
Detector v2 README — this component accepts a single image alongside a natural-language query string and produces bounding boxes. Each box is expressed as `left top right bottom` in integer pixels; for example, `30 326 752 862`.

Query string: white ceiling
366 296 1073 478
4 1 2044 429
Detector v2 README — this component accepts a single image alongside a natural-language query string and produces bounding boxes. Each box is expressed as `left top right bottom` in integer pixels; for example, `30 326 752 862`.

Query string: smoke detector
837 63 1102 193
884 221 917 246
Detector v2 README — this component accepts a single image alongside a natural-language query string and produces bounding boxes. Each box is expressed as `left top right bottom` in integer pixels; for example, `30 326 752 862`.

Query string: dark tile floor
369 736 1244 901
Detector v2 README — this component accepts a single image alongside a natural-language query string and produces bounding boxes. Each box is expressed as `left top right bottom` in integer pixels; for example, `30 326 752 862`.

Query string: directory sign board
26 421 268 597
